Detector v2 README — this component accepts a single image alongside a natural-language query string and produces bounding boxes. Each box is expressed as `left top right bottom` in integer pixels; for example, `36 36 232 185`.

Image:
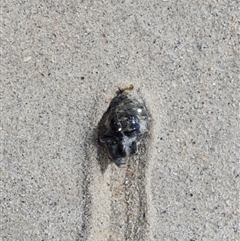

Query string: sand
1 1 239 240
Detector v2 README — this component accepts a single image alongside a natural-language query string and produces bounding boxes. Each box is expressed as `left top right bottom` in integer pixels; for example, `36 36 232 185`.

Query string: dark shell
98 86 148 166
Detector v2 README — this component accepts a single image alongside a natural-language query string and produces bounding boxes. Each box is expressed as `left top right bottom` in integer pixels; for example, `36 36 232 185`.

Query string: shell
98 85 149 166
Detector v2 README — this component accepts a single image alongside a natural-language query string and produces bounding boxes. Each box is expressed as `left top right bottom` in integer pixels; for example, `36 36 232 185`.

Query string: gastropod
98 85 149 166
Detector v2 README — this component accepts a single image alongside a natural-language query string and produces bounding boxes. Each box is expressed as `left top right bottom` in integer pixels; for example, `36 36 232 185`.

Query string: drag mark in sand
80 130 151 241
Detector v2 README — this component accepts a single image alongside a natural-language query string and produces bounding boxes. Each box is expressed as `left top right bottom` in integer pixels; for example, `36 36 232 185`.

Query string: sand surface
1 1 239 240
